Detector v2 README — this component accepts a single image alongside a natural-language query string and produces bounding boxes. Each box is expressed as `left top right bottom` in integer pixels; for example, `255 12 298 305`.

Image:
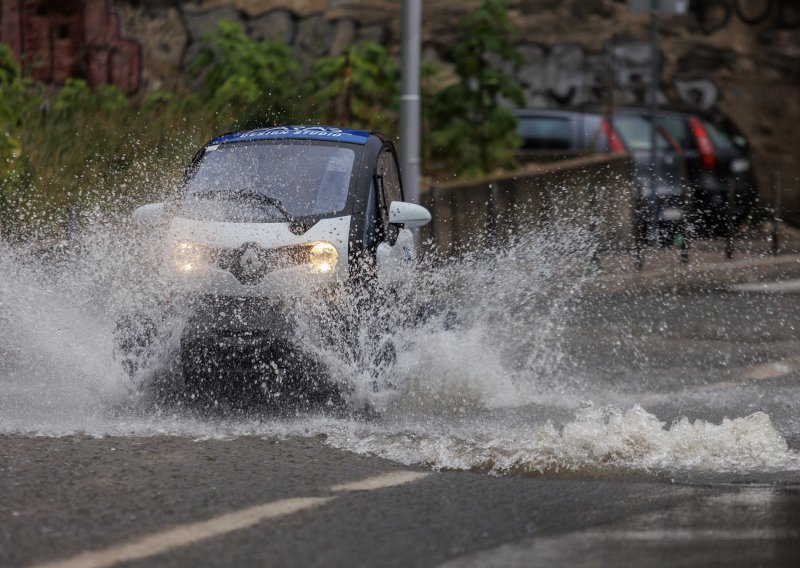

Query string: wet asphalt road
560 283 800 449
2 435 799 568
3 285 800 567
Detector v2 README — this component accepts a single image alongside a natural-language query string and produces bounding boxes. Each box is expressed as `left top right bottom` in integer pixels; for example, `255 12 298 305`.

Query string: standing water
1 209 798 478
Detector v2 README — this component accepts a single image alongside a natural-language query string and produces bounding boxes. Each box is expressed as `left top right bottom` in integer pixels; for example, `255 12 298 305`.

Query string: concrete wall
421 154 637 255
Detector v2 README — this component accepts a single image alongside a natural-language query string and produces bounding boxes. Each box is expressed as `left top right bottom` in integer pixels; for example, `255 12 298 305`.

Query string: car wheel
113 313 158 378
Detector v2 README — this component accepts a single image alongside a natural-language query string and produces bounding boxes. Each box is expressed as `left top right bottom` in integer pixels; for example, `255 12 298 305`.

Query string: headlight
308 241 338 274
173 241 211 272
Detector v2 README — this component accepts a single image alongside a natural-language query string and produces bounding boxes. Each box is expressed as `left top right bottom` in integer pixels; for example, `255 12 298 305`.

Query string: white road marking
32 497 332 568
31 470 429 568
331 470 429 492
573 528 800 541
694 380 738 391
439 528 800 567
633 357 799 405
730 279 800 293
743 361 794 380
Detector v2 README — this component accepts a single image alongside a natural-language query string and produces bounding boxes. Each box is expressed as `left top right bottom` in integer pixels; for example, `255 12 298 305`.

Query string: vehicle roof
597 105 715 118
515 105 728 120
209 125 373 146
514 108 598 118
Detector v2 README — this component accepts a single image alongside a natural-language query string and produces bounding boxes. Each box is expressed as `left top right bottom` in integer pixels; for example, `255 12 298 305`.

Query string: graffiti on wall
690 0 800 34
0 0 141 93
511 41 720 110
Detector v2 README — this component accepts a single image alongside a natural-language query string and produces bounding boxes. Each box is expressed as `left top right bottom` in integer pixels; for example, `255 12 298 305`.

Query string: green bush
427 0 525 177
308 41 400 134
0 44 29 220
0 62 214 235
0 10 530 234
50 78 127 117
188 20 301 129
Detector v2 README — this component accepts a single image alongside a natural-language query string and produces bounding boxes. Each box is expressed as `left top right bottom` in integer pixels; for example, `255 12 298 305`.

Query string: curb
588 253 800 294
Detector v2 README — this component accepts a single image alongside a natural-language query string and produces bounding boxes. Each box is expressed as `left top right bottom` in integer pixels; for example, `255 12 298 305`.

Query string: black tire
734 0 774 24
113 313 158 378
181 341 345 413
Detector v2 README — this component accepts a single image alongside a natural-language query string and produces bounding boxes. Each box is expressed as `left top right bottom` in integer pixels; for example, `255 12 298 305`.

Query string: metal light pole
400 0 422 205
628 0 687 246
648 0 660 246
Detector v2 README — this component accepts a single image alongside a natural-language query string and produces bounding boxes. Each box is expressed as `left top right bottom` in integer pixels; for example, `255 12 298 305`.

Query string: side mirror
388 201 431 228
131 202 165 226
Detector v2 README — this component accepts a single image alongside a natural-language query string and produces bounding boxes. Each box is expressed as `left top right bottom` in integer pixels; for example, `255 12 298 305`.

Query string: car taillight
601 119 626 153
688 116 716 170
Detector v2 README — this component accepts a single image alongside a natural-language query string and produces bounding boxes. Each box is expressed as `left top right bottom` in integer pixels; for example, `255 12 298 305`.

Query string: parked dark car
621 107 758 235
514 108 687 243
514 107 758 240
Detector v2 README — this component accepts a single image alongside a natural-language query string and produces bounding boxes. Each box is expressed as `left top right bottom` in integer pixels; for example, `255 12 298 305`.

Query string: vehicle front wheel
113 313 158 378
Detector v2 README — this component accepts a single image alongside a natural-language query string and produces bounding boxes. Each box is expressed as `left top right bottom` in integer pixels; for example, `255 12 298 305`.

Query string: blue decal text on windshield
211 126 370 146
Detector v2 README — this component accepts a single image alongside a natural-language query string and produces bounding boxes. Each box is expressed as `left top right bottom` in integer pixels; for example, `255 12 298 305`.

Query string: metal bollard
634 188 645 270
678 155 691 264
486 183 498 250
65 206 78 243
725 176 735 260
588 177 599 266
771 173 781 256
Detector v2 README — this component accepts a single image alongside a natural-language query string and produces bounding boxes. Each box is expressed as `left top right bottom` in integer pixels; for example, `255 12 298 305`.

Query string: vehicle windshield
612 115 670 151
517 116 572 150
183 141 356 219
655 116 693 149
702 117 741 153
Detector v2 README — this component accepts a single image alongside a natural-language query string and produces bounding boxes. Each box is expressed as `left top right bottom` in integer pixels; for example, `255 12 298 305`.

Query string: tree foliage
0 56 215 233
0 44 25 207
0 11 530 232
188 20 301 129
308 41 400 133
428 0 525 176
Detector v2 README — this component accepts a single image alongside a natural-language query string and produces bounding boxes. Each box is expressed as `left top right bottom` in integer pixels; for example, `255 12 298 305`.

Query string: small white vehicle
119 126 431 407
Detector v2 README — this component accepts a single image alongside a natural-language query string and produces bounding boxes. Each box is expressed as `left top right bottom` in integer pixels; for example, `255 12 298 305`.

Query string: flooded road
3 433 798 568
2 227 800 566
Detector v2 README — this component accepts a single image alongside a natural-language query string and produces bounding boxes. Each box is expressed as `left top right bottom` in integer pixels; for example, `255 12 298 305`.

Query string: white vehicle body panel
376 227 416 285
166 215 351 298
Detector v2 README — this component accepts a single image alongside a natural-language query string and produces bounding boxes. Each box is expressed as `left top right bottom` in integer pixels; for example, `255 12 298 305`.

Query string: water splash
315 405 797 476
0 212 797 476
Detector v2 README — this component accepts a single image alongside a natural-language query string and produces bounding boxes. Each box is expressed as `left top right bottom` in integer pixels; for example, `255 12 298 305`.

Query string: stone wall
112 0 399 91
1 0 798 219
1 0 141 93
115 0 800 222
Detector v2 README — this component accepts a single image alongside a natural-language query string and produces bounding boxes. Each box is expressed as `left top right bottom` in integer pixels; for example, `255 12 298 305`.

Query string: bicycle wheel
734 0 774 24
778 0 800 28
697 0 733 34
